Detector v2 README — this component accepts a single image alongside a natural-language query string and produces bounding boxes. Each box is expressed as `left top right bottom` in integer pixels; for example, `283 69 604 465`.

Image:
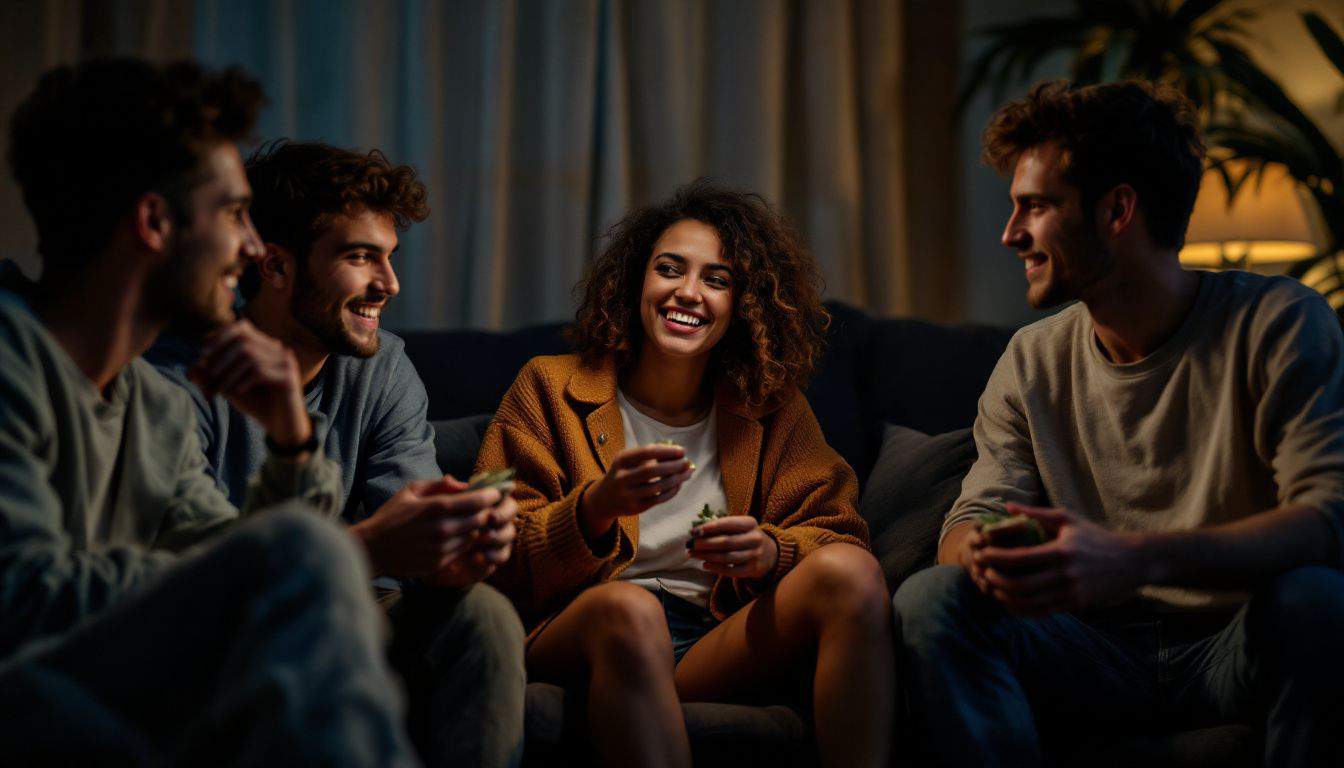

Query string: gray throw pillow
431 414 495 480
858 424 976 590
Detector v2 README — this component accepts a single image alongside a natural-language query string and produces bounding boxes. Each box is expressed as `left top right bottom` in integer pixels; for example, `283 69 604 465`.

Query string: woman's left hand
688 516 779 579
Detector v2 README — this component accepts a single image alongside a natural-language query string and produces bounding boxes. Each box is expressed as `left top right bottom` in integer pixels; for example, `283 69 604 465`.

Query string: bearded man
0 58 423 765
146 140 526 768
893 80 1344 767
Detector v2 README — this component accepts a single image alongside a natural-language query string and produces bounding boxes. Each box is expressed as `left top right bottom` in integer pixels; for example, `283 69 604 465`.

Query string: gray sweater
945 270 1344 609
0 290 341 657
146 328 441 523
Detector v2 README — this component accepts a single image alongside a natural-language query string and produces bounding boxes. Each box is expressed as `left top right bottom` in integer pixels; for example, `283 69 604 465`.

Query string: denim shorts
656 587 718 665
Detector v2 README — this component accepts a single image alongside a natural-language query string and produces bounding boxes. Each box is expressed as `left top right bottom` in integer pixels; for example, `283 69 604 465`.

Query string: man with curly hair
894 80 1344 766
146 140 526 768
0 59 418 765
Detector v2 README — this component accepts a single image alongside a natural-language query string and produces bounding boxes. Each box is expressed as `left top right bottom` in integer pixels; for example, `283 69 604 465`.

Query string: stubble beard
151 235 237 341
1029 222 1114 310
289 268 379 359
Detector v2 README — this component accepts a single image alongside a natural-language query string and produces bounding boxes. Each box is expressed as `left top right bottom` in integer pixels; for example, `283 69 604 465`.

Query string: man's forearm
938 521 977 567
1136 504 1337 590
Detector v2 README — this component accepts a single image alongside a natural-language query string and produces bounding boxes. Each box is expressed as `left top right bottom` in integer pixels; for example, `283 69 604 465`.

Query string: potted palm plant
960 0 1344 308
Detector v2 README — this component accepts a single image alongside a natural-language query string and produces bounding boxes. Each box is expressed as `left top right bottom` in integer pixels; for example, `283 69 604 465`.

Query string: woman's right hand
580 444 693 538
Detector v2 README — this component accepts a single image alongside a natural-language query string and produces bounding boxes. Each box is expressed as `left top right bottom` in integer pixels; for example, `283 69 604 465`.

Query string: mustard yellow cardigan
476 353 868 634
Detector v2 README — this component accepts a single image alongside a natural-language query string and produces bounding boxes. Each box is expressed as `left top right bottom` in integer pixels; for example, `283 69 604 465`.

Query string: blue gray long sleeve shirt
0 290 341 658
146 328 442 524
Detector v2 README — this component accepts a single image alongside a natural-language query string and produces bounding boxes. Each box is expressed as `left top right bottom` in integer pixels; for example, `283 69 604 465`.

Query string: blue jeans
893 564 1344 768
657 588 718 665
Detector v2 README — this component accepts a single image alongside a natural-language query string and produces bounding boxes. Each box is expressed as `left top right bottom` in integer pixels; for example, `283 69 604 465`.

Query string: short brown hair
569 180 830 407
8 57 264 274
982 80 1205 249
241 140 429 298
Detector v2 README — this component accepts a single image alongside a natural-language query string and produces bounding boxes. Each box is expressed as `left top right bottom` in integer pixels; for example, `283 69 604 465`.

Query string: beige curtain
1 0 960 329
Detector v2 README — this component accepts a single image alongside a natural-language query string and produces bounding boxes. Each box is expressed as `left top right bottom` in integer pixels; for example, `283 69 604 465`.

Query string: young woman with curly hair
474 180 893 767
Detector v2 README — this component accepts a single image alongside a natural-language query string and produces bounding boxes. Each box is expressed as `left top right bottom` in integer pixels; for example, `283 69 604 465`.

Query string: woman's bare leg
527 582 691 768
674 543 894 768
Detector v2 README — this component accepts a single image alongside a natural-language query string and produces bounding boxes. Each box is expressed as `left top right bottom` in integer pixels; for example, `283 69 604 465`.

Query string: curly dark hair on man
569 179 830 407
982 79 1206 249
240 140 430 298
8 57 264 275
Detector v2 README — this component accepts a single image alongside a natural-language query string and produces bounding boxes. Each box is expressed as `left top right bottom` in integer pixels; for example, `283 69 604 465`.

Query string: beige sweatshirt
944 270 1344 610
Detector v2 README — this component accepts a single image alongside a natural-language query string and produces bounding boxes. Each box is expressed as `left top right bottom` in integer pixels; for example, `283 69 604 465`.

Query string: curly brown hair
569 179 829 407
9 57 264 274
981 79 1205 249
240 140 429 298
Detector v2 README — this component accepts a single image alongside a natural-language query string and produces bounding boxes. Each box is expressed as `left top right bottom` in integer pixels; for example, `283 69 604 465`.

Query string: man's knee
423 584 525 669
892 564 982 650
227 506 371 600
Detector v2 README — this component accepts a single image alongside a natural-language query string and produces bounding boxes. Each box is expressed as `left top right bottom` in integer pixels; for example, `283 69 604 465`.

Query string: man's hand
188 320 310 451
350 476 503 578
688 515 778 579
975 503 1144 616
579 445 692 539
942 522 993 595
427 489 520 587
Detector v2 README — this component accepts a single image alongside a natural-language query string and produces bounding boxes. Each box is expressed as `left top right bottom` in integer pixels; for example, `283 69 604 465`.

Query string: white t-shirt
615 389 726 607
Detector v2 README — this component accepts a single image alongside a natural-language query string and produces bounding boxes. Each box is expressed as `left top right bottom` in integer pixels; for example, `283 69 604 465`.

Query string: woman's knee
792 543 891 625
573 583 673 664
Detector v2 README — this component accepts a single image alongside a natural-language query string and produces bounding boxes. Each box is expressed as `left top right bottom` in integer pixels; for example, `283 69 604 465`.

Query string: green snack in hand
691 503 728 530
467 468 517 492
976 512 1047 548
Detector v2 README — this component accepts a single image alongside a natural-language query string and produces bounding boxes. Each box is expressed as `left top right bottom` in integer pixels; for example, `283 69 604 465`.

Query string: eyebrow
1012 192 1057 204
338 241 398 255
653 252 731 272
219 193 252 208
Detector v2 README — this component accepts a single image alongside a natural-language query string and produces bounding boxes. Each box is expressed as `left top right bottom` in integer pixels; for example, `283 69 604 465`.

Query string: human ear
1100 184 1138 238
133 192 176 257
257 243 297 291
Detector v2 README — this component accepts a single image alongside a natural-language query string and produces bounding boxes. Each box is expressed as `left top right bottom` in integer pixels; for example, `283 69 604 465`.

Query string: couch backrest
397 301 1013 486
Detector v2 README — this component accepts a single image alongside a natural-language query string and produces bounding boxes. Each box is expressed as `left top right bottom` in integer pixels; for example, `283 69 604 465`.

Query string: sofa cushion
524 682 812 767
859 424 976 590
402 323 571 420
431 414 494 480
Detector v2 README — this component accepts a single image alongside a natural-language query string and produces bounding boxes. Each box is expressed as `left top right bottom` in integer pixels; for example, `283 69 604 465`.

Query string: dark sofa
398 301 1258 767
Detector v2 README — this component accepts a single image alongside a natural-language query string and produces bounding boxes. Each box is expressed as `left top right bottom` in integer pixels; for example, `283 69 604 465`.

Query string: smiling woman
475 180 894 768
570 179 830 409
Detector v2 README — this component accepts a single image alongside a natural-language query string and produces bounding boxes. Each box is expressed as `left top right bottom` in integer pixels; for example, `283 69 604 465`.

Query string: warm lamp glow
1180 161 1319 269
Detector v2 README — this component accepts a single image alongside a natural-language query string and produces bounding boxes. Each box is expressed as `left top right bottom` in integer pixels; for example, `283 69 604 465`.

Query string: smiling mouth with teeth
663 308 705 328
350 305 382 320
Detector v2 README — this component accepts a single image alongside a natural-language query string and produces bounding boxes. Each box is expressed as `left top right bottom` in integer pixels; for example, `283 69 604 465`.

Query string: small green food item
976 512 1047 548
691 503 728 529
467 468 517 492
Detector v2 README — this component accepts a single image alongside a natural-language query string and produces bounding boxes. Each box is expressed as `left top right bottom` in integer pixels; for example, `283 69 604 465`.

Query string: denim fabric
893 564 1344 768
0 507 418 767
658 588 719 665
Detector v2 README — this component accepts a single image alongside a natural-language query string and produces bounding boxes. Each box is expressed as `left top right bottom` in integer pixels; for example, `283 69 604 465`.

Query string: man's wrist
1126 531 1165 585
265 409 315 456
267 397 313 446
